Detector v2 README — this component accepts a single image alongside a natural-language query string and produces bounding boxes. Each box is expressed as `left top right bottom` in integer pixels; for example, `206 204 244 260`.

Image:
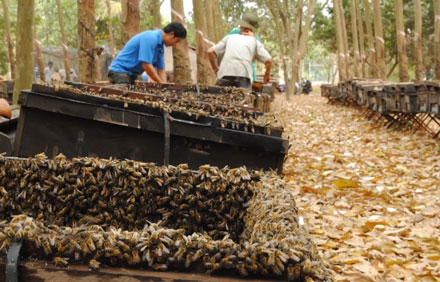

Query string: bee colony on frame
0 154 330 281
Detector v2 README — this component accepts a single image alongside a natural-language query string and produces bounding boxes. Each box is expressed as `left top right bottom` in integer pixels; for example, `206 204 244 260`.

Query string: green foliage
0 0 438 81
34 0 78 46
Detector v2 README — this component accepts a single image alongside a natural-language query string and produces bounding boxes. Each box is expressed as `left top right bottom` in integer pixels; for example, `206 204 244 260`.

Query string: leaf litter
272 93 440 281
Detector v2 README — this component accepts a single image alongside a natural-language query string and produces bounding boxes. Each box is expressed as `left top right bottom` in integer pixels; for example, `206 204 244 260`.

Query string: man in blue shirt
108 22 187 84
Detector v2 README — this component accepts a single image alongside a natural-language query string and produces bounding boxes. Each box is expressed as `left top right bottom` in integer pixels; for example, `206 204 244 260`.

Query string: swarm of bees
0 154 332 281
32 82 282 136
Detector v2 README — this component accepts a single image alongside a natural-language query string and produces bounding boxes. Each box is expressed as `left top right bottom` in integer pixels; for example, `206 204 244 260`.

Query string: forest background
1 0 440 102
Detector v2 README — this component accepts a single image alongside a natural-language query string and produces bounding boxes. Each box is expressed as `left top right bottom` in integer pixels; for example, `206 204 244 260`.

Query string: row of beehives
41 81 281 135
321 79 440 115
0 154 333 281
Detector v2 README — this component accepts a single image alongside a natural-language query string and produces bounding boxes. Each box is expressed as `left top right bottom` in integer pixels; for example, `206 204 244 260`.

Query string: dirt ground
271 91 440 281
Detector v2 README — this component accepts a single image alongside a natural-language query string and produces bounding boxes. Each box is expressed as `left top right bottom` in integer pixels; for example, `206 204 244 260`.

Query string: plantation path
271 92 440 281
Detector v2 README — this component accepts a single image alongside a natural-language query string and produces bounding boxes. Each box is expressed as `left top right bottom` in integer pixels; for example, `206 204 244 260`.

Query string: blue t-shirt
109 29 165 76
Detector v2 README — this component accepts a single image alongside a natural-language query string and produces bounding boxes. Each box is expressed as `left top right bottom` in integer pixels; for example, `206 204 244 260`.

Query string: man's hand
264 58 272 84
264 73 271 84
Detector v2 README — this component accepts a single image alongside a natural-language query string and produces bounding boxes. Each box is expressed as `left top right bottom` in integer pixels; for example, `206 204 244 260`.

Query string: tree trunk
363 0 376 78
2 0 15 80
355 0 367 77
434 0 440 80
13 0 35 105
394 0 409 82
294 0 316 82
205 0 215 41
212 0 225 42
337 0 350 79
193 0 214 85
291 0 303 86
151 0 162 29
171 0 192 83
265 1 290 97
121 0 140 45
33 33 45 82
265 0 315 99
56 0 71 81
414 0 424 81
333 0 346 81
106 0 116 57
78 0 96 83
351 0 361 78
372 0 386 80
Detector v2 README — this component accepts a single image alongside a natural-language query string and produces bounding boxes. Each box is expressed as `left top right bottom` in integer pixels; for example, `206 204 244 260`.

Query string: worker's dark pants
108 71 138 85
215 76 251 90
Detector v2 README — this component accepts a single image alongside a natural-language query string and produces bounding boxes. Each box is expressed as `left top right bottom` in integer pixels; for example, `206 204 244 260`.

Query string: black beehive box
14 82 288 172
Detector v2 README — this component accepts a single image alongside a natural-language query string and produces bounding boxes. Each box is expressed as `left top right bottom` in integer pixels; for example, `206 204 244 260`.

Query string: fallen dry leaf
273 93 440 281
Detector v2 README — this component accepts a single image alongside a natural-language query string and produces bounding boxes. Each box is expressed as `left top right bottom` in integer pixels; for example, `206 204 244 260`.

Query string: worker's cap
236 12 259 31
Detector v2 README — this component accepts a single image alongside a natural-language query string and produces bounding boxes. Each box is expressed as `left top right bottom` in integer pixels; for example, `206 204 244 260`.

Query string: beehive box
366 88 381 111
0 155 333 281
424 81 440 115
0 80 14 103
14 82 288 172
416 83 429 113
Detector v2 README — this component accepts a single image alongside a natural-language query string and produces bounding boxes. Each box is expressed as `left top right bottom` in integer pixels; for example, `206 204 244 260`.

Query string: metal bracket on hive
6 240 23 282
163 111 170 165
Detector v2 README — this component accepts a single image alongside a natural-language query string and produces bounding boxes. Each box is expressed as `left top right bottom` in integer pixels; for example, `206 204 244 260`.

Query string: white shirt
212 34 271 82
44 66 53 81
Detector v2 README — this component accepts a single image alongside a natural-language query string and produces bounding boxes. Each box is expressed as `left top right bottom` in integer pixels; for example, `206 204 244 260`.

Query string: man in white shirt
44 61 53 82
207 18 272 90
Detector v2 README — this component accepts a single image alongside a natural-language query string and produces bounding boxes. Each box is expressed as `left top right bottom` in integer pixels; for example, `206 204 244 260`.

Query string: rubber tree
171 0 192 83
13 0 35 104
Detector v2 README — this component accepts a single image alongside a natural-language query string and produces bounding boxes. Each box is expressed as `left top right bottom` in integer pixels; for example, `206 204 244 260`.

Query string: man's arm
157 69 167 83
142 62 164 83
264 58 272 84
207 48 219 74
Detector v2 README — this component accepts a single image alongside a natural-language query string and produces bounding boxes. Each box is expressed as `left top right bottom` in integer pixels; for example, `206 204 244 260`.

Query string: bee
0 186 8 196
220 256 235 268
79 241 91 255
236 261 248 276
154 178 164 187
276 249 289 263
5 226 15 238
88 259 100 270
97 200 107 209
117 240 130 252
267 250 275 266
0 238 10 252
31 235 42 248
34 152 47 160
17 189 27 200
58 206 68 217
275 257 285 272
129 250 141 265
271 264 283 276
205 262 221 274
42 239 52 255
287 264 301 281
48 233 57 246
184 253 193 268
152 263 168 271
173 246 186 262
86 237 96 252
103 241 114 254
192 249 204 262
127 204 136 213
202 241 214 252
53 256 69 267
303 258 311 275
